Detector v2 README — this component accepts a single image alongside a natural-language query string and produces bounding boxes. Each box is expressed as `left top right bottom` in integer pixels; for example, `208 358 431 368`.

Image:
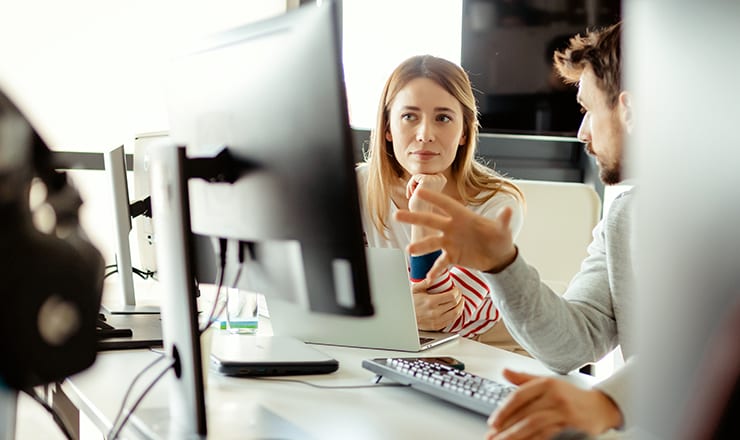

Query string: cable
108 359 176 440
107 353 167 439
200 238 229 334
103 263 156 280
250 377 411 389
200 266 225 334
21 388 74 440
223 246 246 331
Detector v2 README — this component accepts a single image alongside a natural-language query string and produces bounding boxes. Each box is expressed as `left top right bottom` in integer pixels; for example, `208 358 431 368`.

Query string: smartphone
410 356 465 370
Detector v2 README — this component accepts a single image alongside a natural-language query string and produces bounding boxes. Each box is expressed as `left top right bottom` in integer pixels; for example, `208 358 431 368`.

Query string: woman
357 55 525 341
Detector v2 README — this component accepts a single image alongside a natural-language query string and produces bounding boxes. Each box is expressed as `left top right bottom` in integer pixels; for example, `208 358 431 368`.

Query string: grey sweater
483 190 635 427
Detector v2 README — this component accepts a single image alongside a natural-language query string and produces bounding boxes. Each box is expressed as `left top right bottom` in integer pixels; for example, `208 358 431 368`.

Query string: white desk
57 318 597 440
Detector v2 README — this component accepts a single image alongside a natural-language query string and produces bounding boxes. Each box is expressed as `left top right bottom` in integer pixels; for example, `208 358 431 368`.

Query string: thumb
496 205 513 229
502 368 539 385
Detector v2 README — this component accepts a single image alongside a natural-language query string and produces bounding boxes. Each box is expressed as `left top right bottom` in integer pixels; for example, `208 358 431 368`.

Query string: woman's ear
619 91 633 133
385 130 393 142
459 133 467 147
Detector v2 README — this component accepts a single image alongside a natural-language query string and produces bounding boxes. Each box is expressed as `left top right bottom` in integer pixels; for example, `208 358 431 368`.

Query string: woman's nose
416 121 434 143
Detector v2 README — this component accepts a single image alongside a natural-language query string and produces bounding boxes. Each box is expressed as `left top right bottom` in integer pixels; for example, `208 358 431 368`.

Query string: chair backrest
513 180 602 294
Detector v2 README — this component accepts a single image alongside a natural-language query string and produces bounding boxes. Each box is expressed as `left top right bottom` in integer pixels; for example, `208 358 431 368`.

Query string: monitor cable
103 263 156 281
250 377 411 390
107 354 175 440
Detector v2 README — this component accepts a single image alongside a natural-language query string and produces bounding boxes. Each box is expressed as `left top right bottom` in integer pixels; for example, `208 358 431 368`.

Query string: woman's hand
411 278 463 331
407 174 447 213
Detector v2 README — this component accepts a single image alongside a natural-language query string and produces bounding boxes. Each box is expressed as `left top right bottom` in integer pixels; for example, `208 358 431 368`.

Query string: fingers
405 234 445 257
489 374 548 430
502 368 538 385
496 205 514 230
406 175 421 200
395 209 449 232
413 289 462 330
411 187 466 216
410 278 429 294
487 410 565 440
426 250 450 280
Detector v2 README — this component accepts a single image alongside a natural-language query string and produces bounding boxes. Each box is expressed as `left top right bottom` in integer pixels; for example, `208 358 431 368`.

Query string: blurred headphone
0 90 104 390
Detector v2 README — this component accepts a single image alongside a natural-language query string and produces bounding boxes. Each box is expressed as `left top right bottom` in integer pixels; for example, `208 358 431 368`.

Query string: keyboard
362 357 516 416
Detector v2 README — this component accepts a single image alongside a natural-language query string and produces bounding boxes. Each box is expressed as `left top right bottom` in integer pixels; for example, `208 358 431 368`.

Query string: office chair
513 180 602 294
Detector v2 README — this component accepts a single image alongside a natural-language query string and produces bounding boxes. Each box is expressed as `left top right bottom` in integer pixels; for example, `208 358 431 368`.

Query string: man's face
576 66 625 185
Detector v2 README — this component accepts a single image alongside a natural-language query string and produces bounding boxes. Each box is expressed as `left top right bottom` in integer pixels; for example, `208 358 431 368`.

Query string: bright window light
342 0 463 129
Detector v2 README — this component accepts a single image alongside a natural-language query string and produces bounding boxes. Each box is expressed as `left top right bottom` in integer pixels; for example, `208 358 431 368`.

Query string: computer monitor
103 145 159 314
132 131 170 276
150 2 374 436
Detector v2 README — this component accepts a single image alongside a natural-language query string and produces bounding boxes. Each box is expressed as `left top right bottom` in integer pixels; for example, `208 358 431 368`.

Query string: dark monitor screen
150 3 375 436
461 0 621 136
166 2 373 318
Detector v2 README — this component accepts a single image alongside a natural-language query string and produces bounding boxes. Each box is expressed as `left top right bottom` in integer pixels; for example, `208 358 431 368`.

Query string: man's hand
411 279 463 330
395 188 517 278
485 369 623 440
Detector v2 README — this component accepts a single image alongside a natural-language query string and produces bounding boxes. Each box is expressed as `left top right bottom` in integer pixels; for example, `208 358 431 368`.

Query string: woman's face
386 77 466 179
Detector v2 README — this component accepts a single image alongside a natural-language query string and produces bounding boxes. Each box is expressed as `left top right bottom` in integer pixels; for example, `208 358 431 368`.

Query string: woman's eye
401 113 416 121
437 114 452 122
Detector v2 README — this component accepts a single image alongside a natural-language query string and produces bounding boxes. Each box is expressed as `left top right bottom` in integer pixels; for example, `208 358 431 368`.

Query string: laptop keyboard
362 357 515 416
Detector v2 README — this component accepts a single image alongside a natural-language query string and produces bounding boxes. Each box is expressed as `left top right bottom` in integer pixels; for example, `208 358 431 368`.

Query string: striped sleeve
409 265 502 338
437 266 501 338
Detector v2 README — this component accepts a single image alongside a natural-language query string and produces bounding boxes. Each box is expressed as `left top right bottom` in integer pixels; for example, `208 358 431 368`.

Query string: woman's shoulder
470 190 521 214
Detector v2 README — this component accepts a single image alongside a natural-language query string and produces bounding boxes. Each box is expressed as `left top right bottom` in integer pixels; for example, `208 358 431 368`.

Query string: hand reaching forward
485 369 623 440
410 278 463 331
395 187 517 279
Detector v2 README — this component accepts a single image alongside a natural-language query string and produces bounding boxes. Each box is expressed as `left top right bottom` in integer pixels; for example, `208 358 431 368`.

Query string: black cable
108 359 175 440
104 263 156 280
250 377 411 389
21 388 74 440
131 267 156 279
107 353 167 438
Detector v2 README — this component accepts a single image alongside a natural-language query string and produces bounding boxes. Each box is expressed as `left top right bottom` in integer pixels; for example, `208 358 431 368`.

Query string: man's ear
619 91 633 133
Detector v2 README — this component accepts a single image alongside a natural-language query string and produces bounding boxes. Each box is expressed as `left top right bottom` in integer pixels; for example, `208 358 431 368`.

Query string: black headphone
1 90 104 390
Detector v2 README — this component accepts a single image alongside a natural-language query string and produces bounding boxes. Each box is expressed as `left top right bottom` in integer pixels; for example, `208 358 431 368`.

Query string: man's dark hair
554 22 622 107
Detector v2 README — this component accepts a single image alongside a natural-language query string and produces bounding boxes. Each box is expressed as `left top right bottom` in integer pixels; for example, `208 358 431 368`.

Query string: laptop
266 247 460 352
210 334 338 376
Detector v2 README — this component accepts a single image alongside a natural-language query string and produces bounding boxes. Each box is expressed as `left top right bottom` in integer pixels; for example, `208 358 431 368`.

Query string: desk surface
63 317 597 440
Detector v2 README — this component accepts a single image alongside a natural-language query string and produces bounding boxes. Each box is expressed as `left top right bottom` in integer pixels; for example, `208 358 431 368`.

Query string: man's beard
599 160 622 185
586 143 622 185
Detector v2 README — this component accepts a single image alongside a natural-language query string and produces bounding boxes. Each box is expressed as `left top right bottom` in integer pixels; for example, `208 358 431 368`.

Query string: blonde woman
357 55 524 342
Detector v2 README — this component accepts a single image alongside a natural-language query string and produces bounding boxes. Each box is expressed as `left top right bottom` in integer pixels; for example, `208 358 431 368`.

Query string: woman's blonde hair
363 55 523 236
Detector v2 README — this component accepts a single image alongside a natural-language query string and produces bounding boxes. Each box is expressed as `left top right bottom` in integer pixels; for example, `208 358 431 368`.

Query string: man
396 22 633 439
